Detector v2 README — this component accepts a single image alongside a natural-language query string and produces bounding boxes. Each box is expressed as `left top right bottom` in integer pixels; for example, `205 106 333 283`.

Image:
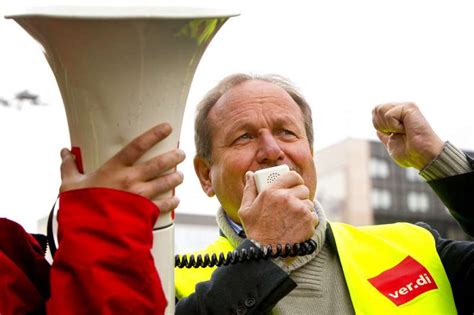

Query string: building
175 212 218 254
315 138 472 240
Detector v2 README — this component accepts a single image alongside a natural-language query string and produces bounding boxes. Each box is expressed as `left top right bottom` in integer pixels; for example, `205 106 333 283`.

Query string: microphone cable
175 239 317 268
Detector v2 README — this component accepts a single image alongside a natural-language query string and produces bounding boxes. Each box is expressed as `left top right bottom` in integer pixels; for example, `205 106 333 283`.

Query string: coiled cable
175 239 317 268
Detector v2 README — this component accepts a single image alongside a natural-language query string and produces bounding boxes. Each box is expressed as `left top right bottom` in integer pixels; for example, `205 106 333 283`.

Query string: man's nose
256 130 284 163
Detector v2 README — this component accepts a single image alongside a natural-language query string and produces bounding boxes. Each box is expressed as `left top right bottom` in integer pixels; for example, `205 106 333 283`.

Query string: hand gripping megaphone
7 6 236 313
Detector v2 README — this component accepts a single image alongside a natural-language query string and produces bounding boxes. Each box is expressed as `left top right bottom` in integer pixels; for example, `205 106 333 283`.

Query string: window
407 192 429 212
370 158 390 178
372 189 392 210
405 167 421 181
317 170 347 221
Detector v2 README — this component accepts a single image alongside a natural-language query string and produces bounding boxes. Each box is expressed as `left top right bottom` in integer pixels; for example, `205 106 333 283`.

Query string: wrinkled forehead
210 80 301 119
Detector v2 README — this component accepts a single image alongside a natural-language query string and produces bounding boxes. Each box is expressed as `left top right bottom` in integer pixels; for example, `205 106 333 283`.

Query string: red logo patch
368 256 438 306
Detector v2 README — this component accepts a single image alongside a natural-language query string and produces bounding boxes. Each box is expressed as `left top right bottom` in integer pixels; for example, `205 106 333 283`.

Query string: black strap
47 199 58 257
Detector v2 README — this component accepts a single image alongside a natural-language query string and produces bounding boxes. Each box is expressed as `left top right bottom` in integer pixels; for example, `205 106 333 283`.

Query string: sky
1 0 473 232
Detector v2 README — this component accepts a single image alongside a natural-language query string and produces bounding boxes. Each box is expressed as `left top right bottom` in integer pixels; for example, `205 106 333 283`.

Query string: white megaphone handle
152 226 174 311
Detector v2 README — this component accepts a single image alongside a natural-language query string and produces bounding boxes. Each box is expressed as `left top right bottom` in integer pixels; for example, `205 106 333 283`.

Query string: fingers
288 184 311 200
60 148 80 181
136 171 184 199
112 123 173 166
372 102 416 135
287 198 315 218
153 196 180 213
303 199 315 212
290 201 318 241
267 171 310 199
269 170 304 190
139 149 185 181
376 130 390 146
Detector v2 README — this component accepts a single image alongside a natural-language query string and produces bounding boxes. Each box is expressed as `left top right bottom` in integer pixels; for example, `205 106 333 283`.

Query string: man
175 73 474 314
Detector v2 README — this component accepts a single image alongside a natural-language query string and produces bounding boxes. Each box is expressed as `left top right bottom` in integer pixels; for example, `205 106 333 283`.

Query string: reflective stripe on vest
175 236 234 299
331 222 457 314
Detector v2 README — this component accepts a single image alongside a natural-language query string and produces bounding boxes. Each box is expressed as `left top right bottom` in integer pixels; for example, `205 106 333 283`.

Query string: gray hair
194 73 314 162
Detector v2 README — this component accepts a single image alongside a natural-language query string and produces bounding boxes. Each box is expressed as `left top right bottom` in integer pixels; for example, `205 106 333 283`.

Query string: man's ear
194 156 215 197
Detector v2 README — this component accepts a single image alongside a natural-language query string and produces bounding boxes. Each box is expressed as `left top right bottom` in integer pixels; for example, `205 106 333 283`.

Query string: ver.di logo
368 256 438 306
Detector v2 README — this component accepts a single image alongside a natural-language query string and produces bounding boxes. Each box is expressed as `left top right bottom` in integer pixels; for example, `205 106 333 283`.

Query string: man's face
195 80 317 224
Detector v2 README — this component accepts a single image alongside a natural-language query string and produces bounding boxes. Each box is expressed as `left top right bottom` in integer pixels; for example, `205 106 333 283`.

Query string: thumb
60 148 80 181
240 171 257 208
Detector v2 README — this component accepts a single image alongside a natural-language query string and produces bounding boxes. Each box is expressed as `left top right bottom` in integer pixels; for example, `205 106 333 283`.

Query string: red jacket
0 188 167 315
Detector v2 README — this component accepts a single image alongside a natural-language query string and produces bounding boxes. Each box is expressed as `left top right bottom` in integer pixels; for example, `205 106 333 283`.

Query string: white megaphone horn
6 5 237 313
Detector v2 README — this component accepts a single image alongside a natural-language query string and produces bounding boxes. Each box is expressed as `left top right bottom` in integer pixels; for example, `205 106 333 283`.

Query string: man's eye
279 129 296 137
232 133 253 144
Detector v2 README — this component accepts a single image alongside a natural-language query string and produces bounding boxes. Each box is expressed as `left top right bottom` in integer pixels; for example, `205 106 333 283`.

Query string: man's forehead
213 80 296 113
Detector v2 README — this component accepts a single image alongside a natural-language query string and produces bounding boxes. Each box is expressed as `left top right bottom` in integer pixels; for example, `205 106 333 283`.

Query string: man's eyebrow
219 121 251 140
223 124 252 140
273 115 300 126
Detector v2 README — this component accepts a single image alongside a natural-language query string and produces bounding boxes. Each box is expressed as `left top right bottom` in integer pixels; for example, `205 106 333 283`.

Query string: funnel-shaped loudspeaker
7 6 236 313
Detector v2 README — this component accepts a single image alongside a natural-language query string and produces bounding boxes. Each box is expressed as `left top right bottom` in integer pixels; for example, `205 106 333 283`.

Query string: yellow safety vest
175 236 234 299
175 223 457 314
331 222 456 314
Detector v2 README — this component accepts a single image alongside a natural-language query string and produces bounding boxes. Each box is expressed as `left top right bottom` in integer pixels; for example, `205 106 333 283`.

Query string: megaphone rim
5 5 240 20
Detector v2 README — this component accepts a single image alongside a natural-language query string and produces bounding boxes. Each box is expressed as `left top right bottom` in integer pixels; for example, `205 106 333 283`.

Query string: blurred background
0 0 473 253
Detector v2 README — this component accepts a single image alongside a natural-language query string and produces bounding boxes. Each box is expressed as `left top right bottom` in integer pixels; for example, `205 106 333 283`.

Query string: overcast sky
1 0 473 232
